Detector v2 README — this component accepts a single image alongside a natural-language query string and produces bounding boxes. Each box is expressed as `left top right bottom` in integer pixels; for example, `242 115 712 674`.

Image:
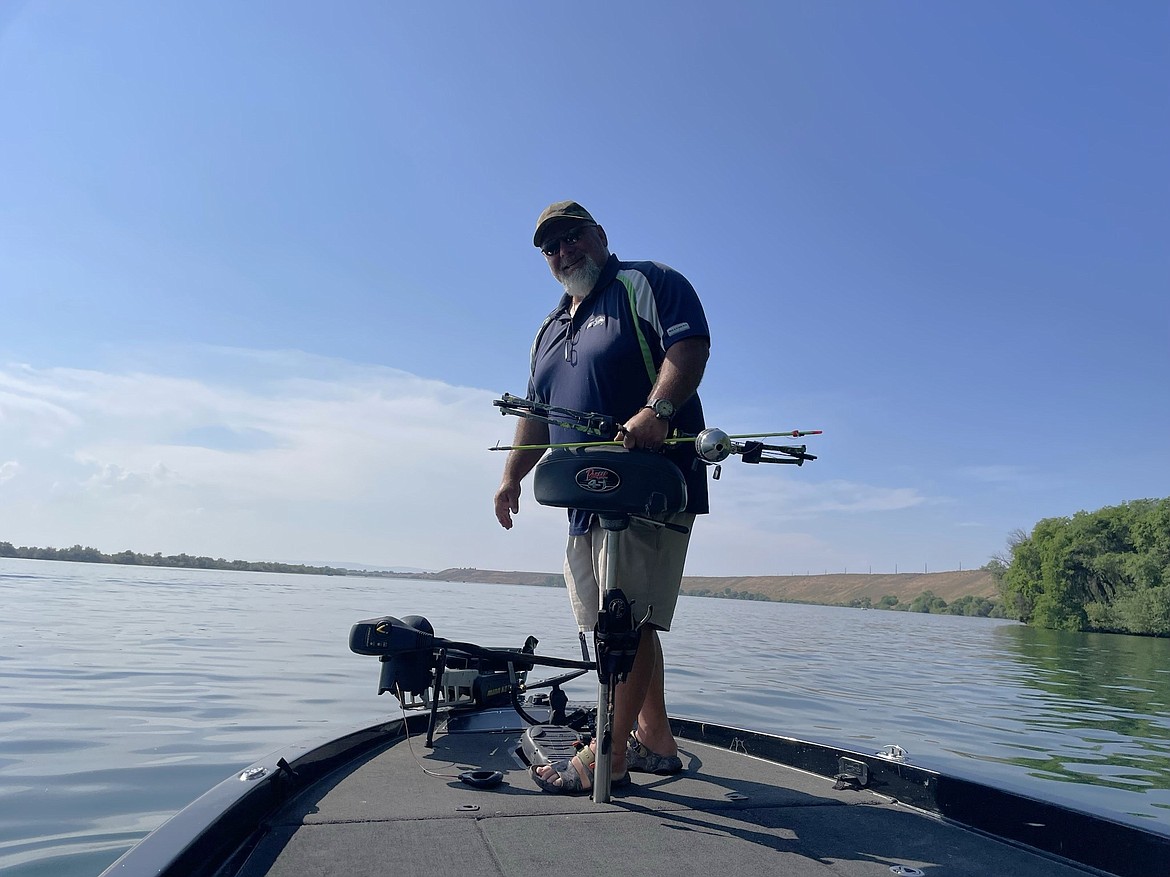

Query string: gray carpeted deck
233 713 1100 877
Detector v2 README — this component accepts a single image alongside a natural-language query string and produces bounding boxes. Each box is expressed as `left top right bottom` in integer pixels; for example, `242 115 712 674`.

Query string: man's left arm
621 336 710 449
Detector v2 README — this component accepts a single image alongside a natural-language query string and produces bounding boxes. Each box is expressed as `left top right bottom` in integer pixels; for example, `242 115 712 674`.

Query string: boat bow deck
230 711 1107 877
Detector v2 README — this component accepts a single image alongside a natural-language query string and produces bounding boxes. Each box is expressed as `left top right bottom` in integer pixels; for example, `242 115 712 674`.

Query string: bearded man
493 200 711 793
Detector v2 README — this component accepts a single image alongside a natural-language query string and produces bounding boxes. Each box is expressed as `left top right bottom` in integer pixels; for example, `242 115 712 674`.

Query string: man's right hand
494 481 522 530
494 418 549 530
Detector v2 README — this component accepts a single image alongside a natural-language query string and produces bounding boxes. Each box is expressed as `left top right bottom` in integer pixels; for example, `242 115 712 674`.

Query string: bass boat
97 608 1169 877
101 404 1167 877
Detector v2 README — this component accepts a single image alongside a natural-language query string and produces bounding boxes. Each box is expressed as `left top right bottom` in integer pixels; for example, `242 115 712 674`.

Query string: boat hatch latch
833 757 869 790
876 744 909 762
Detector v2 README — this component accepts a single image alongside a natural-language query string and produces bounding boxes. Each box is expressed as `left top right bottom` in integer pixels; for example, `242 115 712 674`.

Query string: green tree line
0 542 348 577
685 587 773 601
995 497 1170 636
846 590 1004 617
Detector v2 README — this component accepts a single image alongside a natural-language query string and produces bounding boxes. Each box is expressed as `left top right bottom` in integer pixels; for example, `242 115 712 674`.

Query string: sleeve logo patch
666 322 691 337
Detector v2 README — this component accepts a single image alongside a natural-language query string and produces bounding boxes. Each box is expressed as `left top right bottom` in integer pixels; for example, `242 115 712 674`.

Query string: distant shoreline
1 545 1000 613
405 566 1001 611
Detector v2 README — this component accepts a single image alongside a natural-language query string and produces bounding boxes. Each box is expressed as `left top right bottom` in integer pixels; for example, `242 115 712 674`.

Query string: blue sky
2 1 1167 577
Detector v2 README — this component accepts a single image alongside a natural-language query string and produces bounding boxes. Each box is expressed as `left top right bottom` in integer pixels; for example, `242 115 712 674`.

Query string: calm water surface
2 558 1168 875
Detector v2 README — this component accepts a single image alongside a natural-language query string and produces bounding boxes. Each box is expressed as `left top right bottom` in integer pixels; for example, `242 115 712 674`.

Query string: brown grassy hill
421 568 998 606
680 570 998 605
423 568 563 587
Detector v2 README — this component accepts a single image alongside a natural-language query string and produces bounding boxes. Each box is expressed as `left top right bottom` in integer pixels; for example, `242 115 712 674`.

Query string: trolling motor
349 614 437 700
350 615 592 746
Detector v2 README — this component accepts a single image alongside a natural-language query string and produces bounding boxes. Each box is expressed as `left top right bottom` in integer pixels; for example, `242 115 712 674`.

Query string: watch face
653 399 675 419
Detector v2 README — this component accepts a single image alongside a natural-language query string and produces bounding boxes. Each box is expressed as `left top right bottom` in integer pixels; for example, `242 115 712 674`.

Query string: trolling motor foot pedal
520 725 584 767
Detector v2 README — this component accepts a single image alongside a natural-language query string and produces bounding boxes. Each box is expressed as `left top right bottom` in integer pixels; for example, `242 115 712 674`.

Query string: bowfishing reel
695 427 734 463
693 426 817 479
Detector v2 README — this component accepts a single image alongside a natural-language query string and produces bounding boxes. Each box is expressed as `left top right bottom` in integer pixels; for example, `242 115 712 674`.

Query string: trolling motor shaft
592 586 642 802
594 588 641 685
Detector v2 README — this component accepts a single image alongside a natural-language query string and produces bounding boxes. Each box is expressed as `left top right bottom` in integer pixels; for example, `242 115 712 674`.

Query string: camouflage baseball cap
533 200 596 247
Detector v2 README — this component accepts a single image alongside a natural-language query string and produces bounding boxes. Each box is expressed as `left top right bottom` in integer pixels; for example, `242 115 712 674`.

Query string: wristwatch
645 398 675 421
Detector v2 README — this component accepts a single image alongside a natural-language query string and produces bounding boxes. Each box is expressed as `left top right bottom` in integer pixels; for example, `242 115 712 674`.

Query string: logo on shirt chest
583 314 607 331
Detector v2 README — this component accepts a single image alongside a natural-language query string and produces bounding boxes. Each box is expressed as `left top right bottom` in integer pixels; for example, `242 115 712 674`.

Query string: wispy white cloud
0 350 567 569
80 460 177 493
0 460 20 485
708 470 928 519
0 383 83 445
679 469 933 575
0 349 941 574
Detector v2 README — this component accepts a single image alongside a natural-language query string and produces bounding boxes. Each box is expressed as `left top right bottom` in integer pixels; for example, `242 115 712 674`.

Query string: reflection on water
2 559 1168 877
660 597 1170 831
987 625 1170 797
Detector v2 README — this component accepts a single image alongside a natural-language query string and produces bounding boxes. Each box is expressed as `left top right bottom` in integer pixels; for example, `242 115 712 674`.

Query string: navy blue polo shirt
528 254 711 534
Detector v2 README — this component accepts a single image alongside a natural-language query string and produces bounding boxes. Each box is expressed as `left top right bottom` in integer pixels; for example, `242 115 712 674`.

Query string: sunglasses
540 225 593 257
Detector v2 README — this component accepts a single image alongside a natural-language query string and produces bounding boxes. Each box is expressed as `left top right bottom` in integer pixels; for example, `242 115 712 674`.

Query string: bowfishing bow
493 393 620 438
491 393 820 474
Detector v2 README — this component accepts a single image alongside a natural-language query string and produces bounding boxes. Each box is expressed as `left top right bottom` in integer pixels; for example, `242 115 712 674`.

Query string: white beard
559 255 603 300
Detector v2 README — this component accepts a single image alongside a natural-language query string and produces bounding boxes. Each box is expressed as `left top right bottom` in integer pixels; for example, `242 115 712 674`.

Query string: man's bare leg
629 629 677 757
608 625 662 776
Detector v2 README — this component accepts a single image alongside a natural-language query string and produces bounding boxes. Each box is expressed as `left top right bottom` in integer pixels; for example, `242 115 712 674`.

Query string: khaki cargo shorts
563 512 695 632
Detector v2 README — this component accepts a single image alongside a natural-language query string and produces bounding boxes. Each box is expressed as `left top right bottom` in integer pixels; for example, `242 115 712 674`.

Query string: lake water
1 558 1168 876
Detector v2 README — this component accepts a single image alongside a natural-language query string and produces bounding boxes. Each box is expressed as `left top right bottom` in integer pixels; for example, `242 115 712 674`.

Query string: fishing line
393 685 505 788
394 684 464 779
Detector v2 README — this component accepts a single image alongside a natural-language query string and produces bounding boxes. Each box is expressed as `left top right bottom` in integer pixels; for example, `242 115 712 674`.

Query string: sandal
627 732 684 774
531 744 630 794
